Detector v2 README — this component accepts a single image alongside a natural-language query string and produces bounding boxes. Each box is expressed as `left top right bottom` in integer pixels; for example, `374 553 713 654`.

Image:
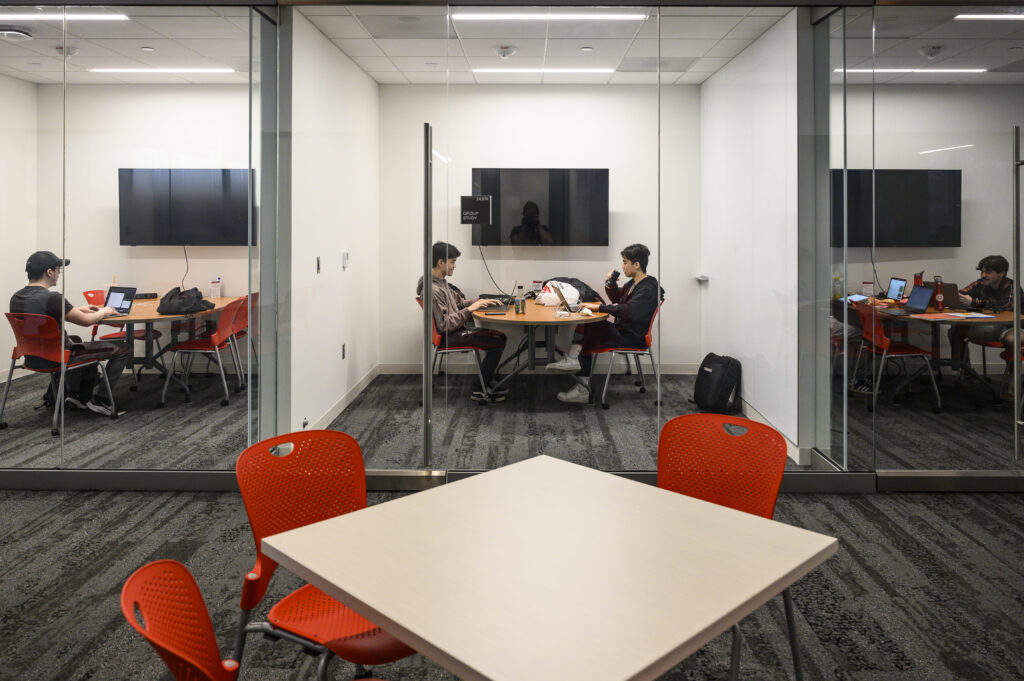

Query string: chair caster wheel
601 403 610 409
0 422 7 429
234 387 244 393
418 400 423 407
639 387 647 394
51 428 60 436
634 381 642 387
111 413 118 420
157 402 165 408
220 399 229 407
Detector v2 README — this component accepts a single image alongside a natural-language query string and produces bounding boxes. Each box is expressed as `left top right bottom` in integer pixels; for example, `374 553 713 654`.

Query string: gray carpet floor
0 487 1021 680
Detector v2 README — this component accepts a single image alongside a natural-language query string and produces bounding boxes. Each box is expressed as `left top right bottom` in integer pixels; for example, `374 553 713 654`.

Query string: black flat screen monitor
831 169 961 248
471 168 609 246
119 168 253 246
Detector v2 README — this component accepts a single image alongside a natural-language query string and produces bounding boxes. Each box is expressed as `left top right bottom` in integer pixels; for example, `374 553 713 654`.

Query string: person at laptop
949 255 1024 375
9 251 130 416
416 242 508 402
547 243 663 403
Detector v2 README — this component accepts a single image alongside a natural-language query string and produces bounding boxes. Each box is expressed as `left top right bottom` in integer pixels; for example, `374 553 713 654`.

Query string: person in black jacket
547 243 663 403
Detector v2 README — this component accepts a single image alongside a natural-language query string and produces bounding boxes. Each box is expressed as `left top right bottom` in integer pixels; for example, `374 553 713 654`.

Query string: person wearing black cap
9 251 130 416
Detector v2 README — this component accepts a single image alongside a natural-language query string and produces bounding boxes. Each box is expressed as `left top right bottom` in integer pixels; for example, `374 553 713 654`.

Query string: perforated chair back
5 313 67 364
231 296 249 336
851 302 891 352
415 298 445 348
236 430 368 604
83 289 105 307
657 413 787 519
209 299 242 346
121 560 239 681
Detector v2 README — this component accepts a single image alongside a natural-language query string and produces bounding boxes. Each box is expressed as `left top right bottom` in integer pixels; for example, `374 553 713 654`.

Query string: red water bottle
933 275 944 311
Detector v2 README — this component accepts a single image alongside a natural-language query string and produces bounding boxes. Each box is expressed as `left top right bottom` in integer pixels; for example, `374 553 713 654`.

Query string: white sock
568 344 582 359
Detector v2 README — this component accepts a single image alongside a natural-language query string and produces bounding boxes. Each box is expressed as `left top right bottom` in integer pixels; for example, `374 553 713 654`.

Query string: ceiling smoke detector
0 26 32 42
918 45 944 60
495 45 517 59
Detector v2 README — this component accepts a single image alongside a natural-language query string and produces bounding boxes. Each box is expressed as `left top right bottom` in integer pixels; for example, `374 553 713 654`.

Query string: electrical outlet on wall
342 250 350 271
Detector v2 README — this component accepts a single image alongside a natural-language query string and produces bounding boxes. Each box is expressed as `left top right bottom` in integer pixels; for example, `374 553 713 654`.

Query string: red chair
121 560 240 681
657 413 802 681
84 289 161 389
158 299 242 408
417 298 490 402
851 302 941 413
234 430 415 681
591 304 661 409
1 313 120 435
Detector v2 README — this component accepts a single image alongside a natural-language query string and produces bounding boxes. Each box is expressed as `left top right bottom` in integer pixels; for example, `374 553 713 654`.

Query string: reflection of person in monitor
949 255 1024 382
546 243 663 403
8 250 129 416
415 242 509 402
509 201 554 245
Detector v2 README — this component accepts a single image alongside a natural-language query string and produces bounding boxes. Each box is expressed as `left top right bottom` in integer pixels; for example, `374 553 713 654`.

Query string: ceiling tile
367 71 409 84
350 6 446 16
542 72 612 85
472 71 542 84
452 20 548 41
958 39 1024 58
877 38 987 59
6 70 59 83
617 56 695 72
705 40 748 59
212 8 250 18
65 55 150 70
307 16 371 40
689 57 732 72
359 15 453 40
725 16 782 41
467 56 544 71
23 40 120 58
658 16 743 41
0 42 47 58
63 71 124 84
175 39 249 58
608 72 658 84
0 56 70 71
102 72 189 84
659 8 750 17
660 39 718 58
133 17 247 40
965 71 1024 84
545 20 645 41
69 20 162 41
333 39 385 58
375 39 463 57
404 71 452 84
917 17 1021 41
99 39 200 58
391 56 469 72
544 39 631 58
543 55 621 69
352 55 397 72
675 71 711 84
748 8 792 18
123 7 217 17
458 39 547 58
297 6 351 17
179 71 249 85
935 55 1021 70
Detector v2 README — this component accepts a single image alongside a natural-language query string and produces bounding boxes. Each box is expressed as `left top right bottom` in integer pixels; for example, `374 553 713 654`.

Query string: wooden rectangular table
263 456 837 681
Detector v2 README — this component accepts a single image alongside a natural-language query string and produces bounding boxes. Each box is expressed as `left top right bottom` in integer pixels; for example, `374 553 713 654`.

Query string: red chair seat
268 584 414 665
99 329 162 342
169 338 229 352
862 340 932 357
590 344 646 355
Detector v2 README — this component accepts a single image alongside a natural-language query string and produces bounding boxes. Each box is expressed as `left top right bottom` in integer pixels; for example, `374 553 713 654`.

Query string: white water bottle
209 276 222 298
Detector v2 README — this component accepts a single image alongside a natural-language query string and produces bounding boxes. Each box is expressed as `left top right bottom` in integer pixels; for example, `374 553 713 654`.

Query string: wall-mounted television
471 168 609 246
119 168 253 246
831 169 961 248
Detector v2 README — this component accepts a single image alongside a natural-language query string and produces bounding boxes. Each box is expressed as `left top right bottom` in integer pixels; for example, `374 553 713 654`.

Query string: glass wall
0 6 274 470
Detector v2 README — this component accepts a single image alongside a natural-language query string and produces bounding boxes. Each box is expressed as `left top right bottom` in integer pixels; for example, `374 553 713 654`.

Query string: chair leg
782 588 804 681
600 351 616 409
728 623 742 681
634 354 647 392
0 358 15 428
229 337 245 392
922 355 942 412
97 363 117 418
232 610 251 663
851 340 865 385
871 351 887 412
316 651 335 681
471 350 488 399
648 350 662 406
159 351 178 407
215 347 230 406
51 368 66 436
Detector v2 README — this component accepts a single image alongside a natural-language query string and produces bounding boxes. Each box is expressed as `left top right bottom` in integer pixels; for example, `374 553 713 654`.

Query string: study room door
864 5 1024 476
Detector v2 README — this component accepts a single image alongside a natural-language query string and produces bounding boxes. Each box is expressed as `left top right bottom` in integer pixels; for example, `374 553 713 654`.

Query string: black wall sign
461 195 492 226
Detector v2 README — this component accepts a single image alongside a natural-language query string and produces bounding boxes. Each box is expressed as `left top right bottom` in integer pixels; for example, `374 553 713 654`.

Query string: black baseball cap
26 251 70 273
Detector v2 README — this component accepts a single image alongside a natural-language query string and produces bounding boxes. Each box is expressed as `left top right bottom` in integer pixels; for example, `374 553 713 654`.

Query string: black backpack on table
693 353 742 413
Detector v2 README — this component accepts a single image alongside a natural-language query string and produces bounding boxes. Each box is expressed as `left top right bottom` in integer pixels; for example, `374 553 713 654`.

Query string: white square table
262 455 837 681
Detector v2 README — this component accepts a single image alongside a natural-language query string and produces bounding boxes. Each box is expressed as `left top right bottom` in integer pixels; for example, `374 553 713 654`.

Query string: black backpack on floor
693 353 742 413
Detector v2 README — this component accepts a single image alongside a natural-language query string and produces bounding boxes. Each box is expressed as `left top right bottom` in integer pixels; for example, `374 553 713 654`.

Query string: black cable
181 245 189 290
477 245 507 299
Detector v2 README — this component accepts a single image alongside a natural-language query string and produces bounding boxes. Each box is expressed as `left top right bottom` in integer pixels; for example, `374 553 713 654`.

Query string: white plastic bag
536 280 580 307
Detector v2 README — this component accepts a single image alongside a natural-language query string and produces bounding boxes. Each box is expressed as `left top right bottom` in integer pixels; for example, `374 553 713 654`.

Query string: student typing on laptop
416 242 509 402
8 251 130 416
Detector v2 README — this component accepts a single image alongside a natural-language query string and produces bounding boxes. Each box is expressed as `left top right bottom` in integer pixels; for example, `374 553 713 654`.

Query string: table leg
783 589 804 681
527 325 536 370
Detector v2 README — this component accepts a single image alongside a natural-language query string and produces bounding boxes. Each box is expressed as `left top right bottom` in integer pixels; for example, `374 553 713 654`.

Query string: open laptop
103 286 137 318
483 280 516 315
885 277 907 301
923 280 963 310
886 284 933 316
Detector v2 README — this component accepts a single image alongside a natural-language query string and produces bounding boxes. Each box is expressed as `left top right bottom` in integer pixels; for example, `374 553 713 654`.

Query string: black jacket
601 276 663 344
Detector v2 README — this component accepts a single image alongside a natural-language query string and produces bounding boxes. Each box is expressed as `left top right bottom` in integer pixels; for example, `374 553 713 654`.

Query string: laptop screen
905 285 933 312
886 277 907 300
104 286 137 314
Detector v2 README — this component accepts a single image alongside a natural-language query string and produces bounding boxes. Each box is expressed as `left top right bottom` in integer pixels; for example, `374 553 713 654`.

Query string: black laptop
886 285 932 316
103 286 137 318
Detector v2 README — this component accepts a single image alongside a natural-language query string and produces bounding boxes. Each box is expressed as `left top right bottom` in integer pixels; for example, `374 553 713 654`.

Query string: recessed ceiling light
955 14 1024 21
141 46 155 52
0 13 129 21
834 68 987 74
473 68 614 74
0 26 32 41
452 13 645 22
89 68 235 73
580 46 594 52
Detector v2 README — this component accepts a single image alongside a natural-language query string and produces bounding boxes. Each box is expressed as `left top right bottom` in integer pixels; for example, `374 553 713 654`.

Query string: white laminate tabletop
262 455 837 681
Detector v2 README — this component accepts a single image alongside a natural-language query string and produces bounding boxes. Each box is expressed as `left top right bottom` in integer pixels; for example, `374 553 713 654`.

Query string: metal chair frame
159 300 242 408
593 305 661 409
417 299 489 401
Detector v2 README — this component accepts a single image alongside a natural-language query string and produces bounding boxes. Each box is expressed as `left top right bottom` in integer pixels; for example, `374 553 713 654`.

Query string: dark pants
442 328 506 386
577 321 643 377
34 341 131 406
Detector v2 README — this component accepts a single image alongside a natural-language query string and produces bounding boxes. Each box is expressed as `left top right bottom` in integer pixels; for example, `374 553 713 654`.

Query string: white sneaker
557 383 590 404
65 396 88 410
546 355 581 373
87 400 126 417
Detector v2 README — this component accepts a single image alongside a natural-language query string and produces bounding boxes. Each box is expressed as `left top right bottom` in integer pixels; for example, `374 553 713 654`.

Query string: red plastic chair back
851 302 891 352
657 413 788 519
643 304 660 348
121 560 238 681
208 299 241 346
416 298 443 348
235 430 368 605
83 289 105 307
231 296 249 336
5 313 68 364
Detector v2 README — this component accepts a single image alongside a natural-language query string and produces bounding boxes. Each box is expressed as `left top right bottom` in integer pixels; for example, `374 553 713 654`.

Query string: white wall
700 11 799 442
35 84 250 311
289 10 381 430
0 74 38 383
378 84 702 372
835 84 1024 293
